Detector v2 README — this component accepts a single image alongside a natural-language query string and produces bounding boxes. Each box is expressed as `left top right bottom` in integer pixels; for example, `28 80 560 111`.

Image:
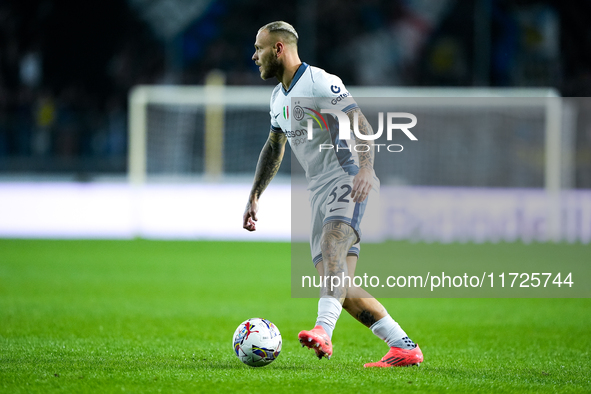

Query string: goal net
128 83 573 240
129 84 569 186
128 84 291 183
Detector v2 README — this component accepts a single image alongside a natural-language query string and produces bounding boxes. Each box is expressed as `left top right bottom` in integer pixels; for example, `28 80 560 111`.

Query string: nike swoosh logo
273 113 280 118
329 207 344 212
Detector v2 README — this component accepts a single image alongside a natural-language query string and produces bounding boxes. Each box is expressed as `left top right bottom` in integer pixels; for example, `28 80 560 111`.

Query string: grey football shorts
309 175 377 267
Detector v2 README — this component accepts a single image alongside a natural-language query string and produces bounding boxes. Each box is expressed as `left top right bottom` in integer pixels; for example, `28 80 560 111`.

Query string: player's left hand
351 167 374 203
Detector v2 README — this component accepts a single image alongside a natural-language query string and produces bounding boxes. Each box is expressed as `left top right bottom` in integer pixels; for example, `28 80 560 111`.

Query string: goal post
128 76 273 185
203 70 225 179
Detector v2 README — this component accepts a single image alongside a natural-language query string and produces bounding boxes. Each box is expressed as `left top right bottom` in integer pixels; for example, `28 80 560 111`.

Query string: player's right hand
243 200 259 232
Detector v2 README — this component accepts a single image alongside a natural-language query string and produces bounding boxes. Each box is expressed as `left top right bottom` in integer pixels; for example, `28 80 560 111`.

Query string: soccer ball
232 318 282 367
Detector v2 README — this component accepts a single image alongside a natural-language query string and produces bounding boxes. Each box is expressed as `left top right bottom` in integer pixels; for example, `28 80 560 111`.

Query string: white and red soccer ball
232 318 282 367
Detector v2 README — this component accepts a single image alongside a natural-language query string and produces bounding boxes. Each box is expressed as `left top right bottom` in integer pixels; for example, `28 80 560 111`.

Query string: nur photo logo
303 109 418 153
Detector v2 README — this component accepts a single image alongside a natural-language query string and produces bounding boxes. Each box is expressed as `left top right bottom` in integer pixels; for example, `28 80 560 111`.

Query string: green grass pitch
1 239 590 393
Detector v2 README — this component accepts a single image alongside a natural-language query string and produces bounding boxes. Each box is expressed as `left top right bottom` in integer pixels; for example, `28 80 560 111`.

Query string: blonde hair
259 21 298 47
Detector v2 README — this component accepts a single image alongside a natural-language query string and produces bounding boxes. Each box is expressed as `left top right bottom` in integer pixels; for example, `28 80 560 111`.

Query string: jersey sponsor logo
291 136 308 147
330 85 341 94
331 92 351 105
284 129 308 138
285 129 309 147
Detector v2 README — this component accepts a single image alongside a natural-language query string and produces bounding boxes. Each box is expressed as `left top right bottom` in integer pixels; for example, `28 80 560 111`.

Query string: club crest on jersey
293 105 305 121
283 106 289 120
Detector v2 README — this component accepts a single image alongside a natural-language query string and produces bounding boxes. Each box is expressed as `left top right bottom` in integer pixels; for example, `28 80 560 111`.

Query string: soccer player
242 21 423 368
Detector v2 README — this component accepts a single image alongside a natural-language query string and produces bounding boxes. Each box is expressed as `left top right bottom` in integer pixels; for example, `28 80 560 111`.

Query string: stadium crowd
0 0 589 177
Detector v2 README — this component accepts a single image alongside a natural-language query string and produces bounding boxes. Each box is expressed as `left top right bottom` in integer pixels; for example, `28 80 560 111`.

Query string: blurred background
0 0 590 241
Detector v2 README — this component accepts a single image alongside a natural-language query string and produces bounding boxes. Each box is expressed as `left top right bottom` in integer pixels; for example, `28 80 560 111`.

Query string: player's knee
319 232 339 255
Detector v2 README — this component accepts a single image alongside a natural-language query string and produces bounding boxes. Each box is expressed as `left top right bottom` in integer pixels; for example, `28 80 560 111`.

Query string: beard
260 55 281 80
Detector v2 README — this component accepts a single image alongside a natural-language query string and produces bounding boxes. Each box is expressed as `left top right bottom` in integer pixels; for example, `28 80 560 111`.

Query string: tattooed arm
243 131 288 231
347 108 375 203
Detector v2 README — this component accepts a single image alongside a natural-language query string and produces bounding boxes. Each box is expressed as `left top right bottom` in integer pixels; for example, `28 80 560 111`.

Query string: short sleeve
313 72 359 114
270 109 282 133
269 86 283 133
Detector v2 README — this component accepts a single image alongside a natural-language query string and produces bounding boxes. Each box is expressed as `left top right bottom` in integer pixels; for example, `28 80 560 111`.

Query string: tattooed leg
343 297 389 328
319 221 357 302
341 255 388 328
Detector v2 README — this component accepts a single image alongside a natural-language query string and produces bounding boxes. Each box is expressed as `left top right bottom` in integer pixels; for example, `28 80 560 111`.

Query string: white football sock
370 314 416 349
315 297 342 339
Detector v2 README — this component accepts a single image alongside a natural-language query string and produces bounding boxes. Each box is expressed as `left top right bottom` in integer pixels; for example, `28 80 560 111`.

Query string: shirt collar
282 62 309 95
